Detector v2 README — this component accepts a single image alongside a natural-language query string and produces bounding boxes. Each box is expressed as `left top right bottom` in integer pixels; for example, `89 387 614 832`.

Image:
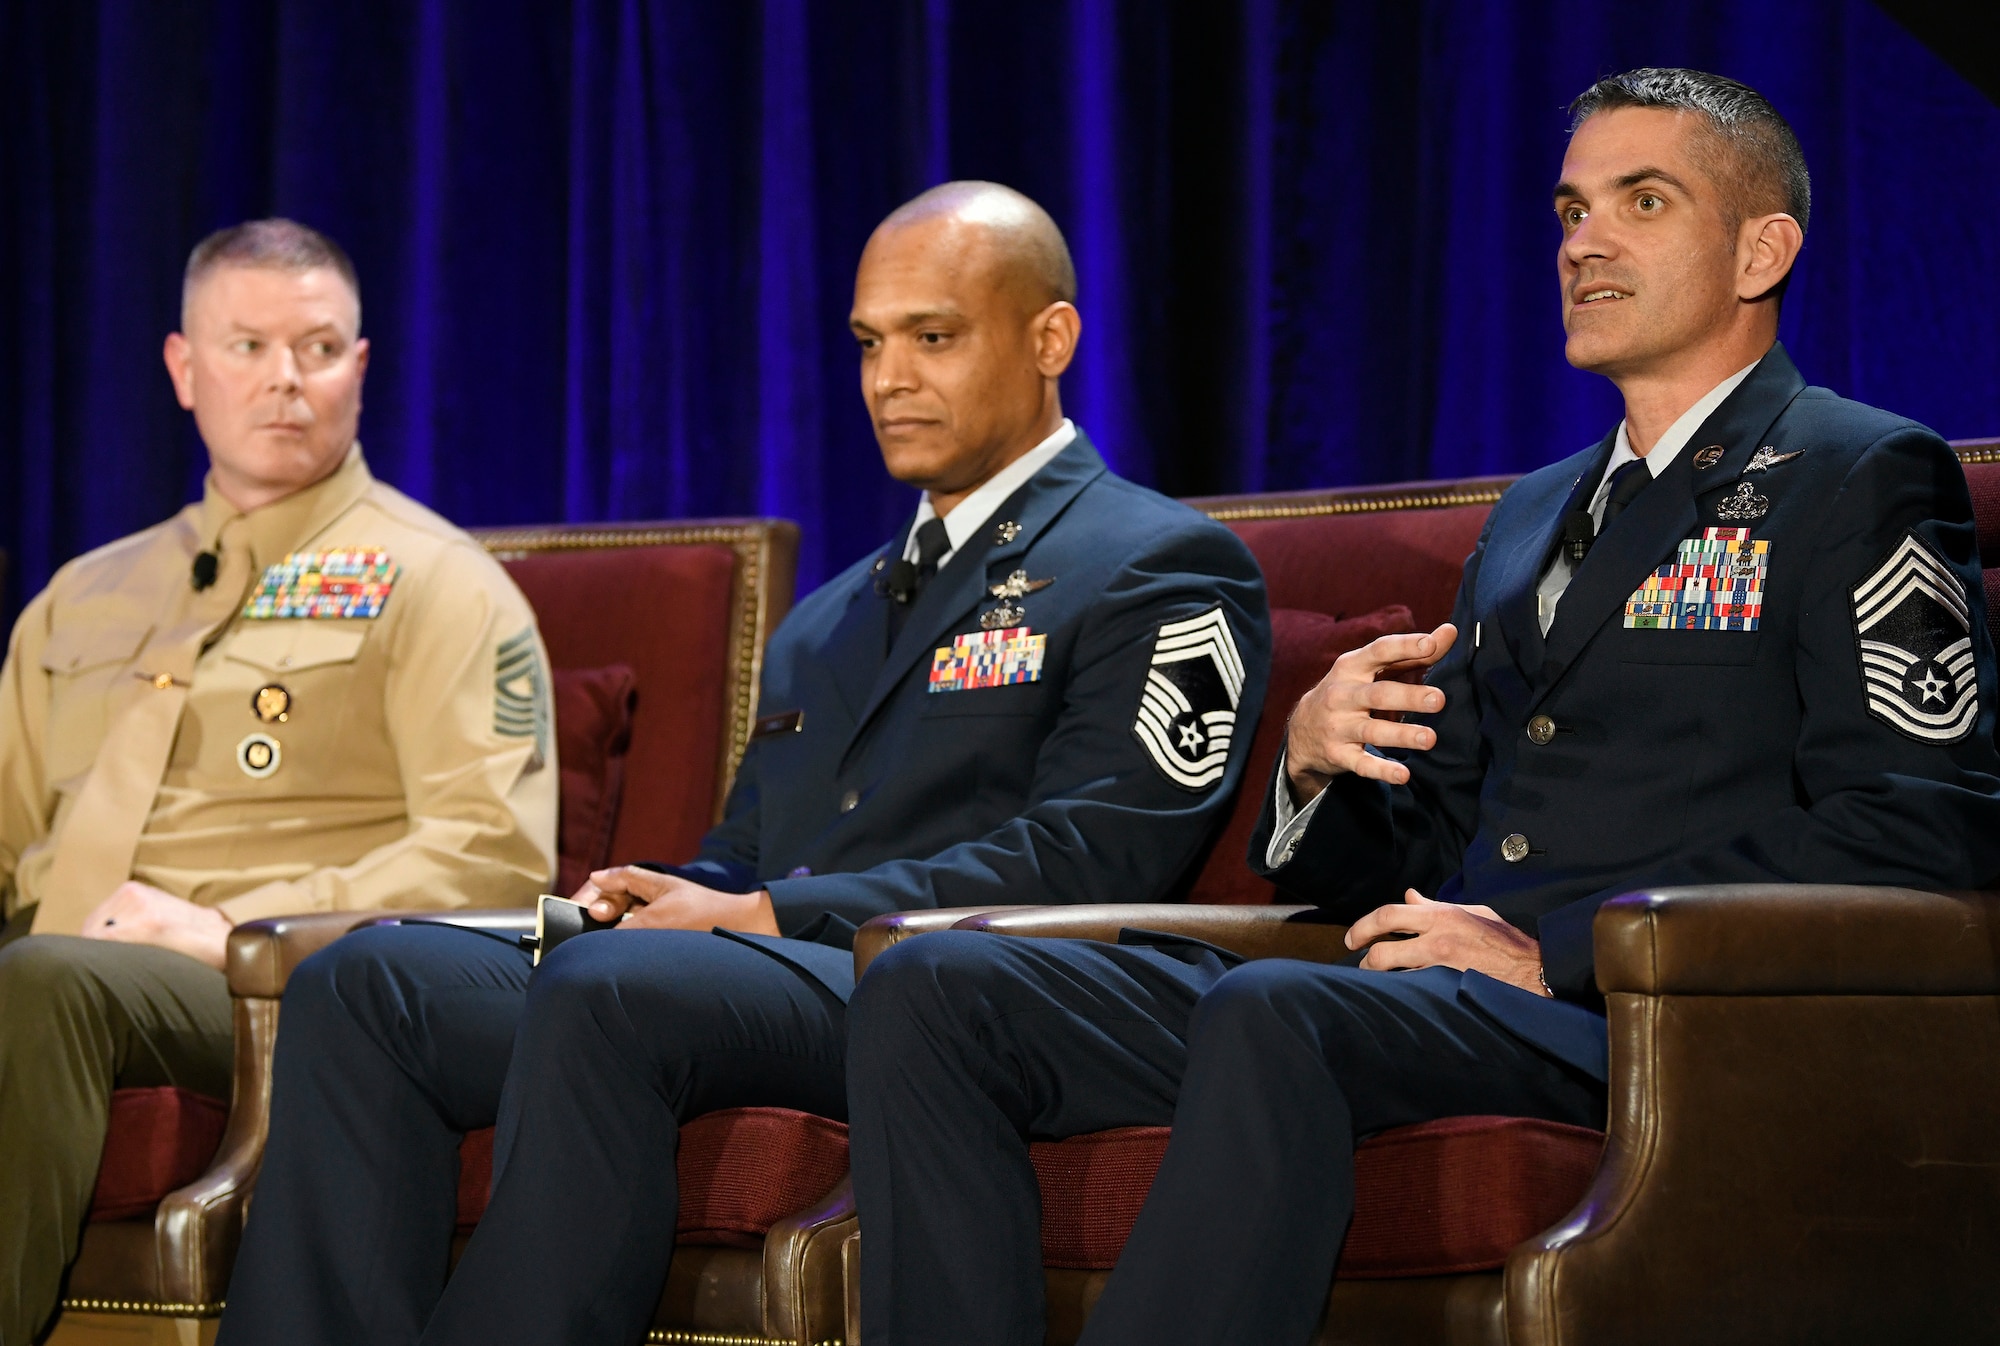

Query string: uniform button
1527 715 1556 745
1501 833 1530 863
839 790 860 813
152 672 174 690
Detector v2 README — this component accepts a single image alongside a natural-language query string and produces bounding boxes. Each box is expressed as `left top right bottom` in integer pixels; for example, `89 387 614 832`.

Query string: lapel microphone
190 549 220 591
1561 511 1596 563
882 558 918 604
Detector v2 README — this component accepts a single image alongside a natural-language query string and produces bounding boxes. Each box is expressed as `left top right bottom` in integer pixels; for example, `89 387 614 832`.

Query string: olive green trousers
0 915 232 1345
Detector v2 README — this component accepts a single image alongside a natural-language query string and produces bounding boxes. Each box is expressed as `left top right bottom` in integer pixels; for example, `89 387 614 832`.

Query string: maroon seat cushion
501 544 739 864
89 1086 228 1222
1187 606 1415 904
551 664 639 896
1032 1115 1604 1278
457 1107 851 1247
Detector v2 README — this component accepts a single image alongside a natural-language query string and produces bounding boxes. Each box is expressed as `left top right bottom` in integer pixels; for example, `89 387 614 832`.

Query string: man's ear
1033 302 1081 379
1737 212 1805 302
163 332 197 411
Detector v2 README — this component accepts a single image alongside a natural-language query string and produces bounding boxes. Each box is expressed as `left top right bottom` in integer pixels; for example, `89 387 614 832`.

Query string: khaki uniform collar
196 443 376 573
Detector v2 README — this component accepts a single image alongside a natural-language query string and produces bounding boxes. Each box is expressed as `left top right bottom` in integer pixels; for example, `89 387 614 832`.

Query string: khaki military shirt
0 446 557 933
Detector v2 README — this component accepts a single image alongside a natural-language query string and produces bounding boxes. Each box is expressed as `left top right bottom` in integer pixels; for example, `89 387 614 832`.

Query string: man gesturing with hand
1273 622 1552 998
844 69 2000 1345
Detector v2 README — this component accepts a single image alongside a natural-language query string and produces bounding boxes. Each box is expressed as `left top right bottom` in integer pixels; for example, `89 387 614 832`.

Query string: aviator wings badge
1743 446 1803 474
981 570 1054 629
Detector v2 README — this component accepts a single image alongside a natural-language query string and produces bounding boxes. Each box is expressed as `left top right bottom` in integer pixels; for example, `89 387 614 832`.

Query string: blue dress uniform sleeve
1535 426 2000 994
1249 512 1497 920
761 524 1271 933
680 739 765 889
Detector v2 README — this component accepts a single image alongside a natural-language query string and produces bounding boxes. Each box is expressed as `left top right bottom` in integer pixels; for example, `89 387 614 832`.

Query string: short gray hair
182 218 361 330
1569 68 1810 233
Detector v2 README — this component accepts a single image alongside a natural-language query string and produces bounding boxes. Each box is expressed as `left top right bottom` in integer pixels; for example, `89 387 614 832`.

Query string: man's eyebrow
1612 167 1691 193
1553 168 1692 204
220 321 342 338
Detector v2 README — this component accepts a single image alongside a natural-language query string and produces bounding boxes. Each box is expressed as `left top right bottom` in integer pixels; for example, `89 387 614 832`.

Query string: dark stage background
2 0 1995 605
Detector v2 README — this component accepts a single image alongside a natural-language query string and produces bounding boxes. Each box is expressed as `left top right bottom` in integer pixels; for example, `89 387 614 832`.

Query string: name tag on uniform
244 548 400 620
752 709 804 739
1623 527 1769 631
929 626 1047 692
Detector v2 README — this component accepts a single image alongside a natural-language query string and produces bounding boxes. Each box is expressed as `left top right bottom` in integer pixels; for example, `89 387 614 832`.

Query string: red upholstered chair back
1952 440 2000 635
1195 478 1513 633
1178 478 1512 905
474 520 798 868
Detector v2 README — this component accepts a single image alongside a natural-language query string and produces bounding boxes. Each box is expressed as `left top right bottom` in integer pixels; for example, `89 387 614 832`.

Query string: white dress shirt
1532 359 1759 635
902 420 1078 570
1262 358 1762 871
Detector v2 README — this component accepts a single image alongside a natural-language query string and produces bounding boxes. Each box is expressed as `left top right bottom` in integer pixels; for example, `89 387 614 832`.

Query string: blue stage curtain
0 0 1994 603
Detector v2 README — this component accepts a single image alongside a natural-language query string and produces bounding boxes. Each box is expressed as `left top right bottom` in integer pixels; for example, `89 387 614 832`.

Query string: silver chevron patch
1851 534 1978 743
1133 607 1245 790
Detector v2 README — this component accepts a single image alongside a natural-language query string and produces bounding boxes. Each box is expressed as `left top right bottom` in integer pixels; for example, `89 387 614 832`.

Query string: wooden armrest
953 904 1353 964
226 906 539 999
853 907 1040 978
1594 885 2000 996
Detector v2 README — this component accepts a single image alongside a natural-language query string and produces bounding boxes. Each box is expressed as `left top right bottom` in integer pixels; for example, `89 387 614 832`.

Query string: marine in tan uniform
0 219 556 1342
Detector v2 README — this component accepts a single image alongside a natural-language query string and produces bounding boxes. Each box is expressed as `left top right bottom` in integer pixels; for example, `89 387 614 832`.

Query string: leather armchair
872 886 2000 1346
1510 884 2000 1346
49 519 798 1346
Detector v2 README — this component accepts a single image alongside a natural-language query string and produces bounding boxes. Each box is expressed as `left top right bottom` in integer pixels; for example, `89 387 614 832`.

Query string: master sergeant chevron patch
1133 607 1245 791
1852 533 1978 744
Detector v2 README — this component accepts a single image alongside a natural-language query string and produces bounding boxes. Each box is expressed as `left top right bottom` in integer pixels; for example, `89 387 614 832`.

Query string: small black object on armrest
516 894 618 965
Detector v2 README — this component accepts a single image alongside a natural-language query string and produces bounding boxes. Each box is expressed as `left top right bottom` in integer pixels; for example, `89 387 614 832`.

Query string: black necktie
1561 457 1654 563
1597 458 1653 535
887 517 953 643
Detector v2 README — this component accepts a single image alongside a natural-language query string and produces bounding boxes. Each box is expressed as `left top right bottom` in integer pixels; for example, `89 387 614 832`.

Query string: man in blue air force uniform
215 182 1269 1346
842 71 2000 1345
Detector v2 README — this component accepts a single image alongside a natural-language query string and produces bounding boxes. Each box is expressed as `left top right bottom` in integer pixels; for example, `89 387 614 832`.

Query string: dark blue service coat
670 429 1271 996
1253 344 2000 1074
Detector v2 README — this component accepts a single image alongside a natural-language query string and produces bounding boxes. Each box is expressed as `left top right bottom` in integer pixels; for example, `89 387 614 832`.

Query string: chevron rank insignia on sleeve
494 627 551 769
1852 533 1978 744
1133 607 1245 790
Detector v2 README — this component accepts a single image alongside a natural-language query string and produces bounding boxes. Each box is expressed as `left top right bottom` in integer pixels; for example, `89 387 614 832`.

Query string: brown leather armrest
1594 885 2000 996
953 904 1354 964
761 1176 856 1341
226 907 539 999
226 912 388 999
853 907 1039 978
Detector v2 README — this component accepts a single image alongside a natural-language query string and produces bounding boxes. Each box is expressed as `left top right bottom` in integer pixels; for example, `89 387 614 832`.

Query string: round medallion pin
237 733 282 779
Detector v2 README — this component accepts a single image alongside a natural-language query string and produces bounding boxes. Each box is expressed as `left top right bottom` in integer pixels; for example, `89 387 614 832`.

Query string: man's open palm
1285 623 1457 798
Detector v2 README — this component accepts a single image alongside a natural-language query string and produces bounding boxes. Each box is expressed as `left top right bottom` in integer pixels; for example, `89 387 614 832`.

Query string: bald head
873 181 1077 312
849 181 1082 513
